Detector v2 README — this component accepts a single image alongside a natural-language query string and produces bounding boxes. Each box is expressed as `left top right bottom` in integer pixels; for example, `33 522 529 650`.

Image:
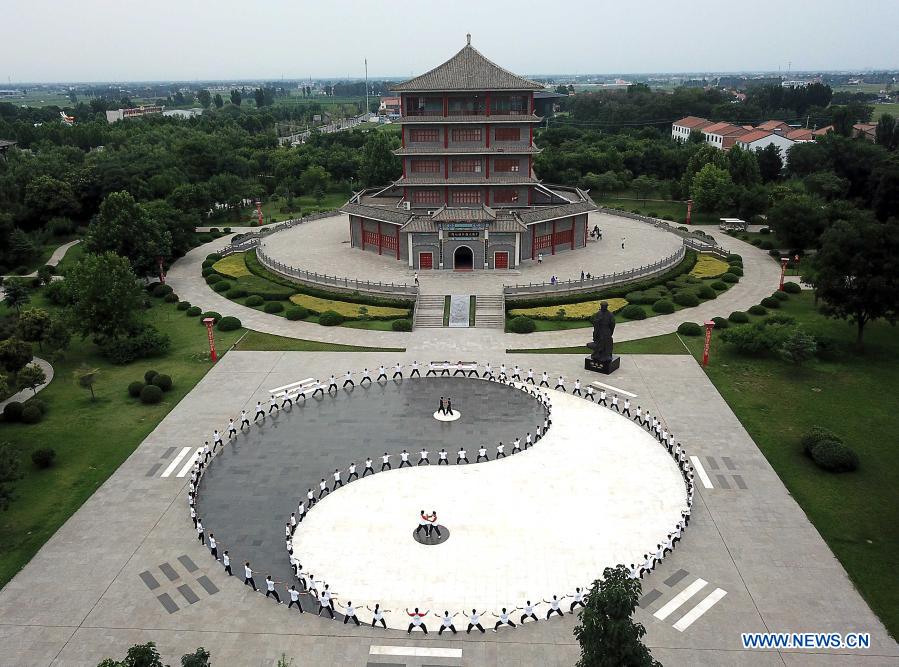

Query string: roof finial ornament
466 33 471 46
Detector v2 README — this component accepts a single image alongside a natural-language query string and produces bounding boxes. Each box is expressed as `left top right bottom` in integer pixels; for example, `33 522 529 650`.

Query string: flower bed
689 255 730 279
289 293 410 320
508 298 628 321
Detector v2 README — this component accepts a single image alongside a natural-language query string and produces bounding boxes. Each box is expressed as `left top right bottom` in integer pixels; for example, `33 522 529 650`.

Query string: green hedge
748 304 767 315
391 318 413 331
285 306 308 320
245 295 264 307
802 427 859 472
760 296 781 309
728 311 749 323
652 299 675 314
243 250 415 309
263 301 284 314
509 316 536 333
217 316 242 331
673 291 700 307
773 290 790 301
620 304 647 320
711 316 729 329
318 310 345 326
677 322 702 336
783 282 802 294
506 250 697 311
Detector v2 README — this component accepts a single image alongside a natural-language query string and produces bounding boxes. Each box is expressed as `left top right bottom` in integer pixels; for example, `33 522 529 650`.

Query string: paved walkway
1 240 80 281
167 228 778 354
1 351 894 665
0 357 53 410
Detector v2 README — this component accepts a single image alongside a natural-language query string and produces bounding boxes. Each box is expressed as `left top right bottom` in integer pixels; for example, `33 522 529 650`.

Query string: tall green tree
64 252 143 344
229 89 242 106
875 114 897 150
359 131 401 187
3 281 30 314
17 308 51 351
213 93 224 109
0 442 23 511
23 175 80 224
726 145 760 186
812 218 899 348
631 174 658 205
197 89 212 109
8 229 36 263
767 193 827 249
872 159 899 222
0 338 33 375
574 565 661 667
16 363 46 393
299 165 331 194
85 191 172 278
756 144 783 182
691 163 733 212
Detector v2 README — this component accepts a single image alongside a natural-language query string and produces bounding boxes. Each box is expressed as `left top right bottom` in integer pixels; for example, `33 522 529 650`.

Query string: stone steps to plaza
414 294 448 329
475 293 505 329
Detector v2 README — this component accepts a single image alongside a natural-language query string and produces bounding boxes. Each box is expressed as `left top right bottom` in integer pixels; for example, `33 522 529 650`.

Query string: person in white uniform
366 603 390 628
381 452 391 471
492 607 518 631
406 607 429 634
456 447 468 464
569 587 586 613
435 610 459 634
520 600 539 623
543 594 566 619
336 600 361 625
466 609 486 633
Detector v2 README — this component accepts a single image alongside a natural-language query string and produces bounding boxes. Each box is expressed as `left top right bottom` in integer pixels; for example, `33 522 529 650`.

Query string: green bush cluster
285 306 309 320
711 316 729 329
748 304 767 315
31 447 56 468
727 311 749 323
176 301 191 311
217 316 242 331
801 427 859 472
213 281 232 293
263 301 284 314
100 326 171 364
200 311 222 323
773 290 790 301
21 404 43 423
186 306 202 316
760 297 781 309
677 322 702 336
391 319 413 331
244 295 264 307
3 401 24 422
205 273 224 285
140 384 163 404
782 282 802 294
710 280 727 290
620 304 647 320
509 316 536 333
152 284 174 298
652 299 674 314
163 292 179 303
318 310 345 326
673 292 700 307
128 381 145 397
225 288 247 299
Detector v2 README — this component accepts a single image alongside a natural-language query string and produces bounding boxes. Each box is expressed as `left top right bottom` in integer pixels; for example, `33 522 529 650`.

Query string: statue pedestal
584 355 620 375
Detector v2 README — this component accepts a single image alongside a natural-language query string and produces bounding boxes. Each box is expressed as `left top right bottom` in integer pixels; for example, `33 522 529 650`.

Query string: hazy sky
3 0 898 83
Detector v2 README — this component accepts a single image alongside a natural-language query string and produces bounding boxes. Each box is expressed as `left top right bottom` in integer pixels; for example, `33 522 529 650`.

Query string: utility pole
364 58 369 117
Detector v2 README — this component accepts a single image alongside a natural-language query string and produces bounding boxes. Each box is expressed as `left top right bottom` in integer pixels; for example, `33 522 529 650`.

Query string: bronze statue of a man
589 301 616 362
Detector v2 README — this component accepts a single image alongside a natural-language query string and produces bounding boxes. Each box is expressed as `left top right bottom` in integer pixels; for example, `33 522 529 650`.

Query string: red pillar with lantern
203 317 218 362
702 320 715 367
779 257 789 291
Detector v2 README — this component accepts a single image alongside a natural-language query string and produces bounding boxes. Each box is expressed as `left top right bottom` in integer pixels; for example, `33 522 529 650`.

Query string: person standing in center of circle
445 397 454 416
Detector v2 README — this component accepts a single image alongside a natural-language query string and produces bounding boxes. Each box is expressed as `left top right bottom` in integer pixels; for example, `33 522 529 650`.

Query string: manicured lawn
871 103 898 121
232 330 402 352
218 192 350 226
54 242 84 275
596 197 720 225
680 292 899 638
507 333 688 355
0 297 244 588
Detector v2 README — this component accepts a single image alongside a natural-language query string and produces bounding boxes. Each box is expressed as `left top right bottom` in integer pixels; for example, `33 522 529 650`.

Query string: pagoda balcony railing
405 108 530 118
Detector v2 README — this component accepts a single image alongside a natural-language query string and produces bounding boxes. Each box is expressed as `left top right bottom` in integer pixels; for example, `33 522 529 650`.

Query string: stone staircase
474 294 505 329
413 294 447 329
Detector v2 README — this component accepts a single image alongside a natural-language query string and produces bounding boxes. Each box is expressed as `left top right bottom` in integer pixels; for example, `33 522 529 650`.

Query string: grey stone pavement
1 350 896 666
1 240 80 281
0 357 53 411
166 222 780 353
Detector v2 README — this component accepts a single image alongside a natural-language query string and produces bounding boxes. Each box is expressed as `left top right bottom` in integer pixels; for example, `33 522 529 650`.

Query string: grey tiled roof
431 205 497 221
401 217 438 233
391 42 545 92
396 114 541 124
341 202 411 226
396 175 538 186
394 145 540 155
517 200 597 224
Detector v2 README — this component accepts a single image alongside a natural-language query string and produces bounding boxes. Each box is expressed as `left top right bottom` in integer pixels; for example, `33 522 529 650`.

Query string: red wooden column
377 220 383 255
401 126 405 147
443 94 448 117
551 220 557 255
531 226 536 259
444 157 449 179
571 219 576 250
486 93 491 117
445 186 449 205
396 226 400 260
583 216 588 247
444 125 448 148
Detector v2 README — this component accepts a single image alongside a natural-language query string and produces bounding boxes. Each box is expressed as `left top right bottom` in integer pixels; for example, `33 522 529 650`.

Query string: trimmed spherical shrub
217 316 242 331
318 310 345 326
759 227 770 235
811 439 859 472
25 398 47 415
140 384 163 404
152 374 173 391
201 266 215 277
773 290 789 301
760 297 781 309
205 273 224 285
245 295 264 307
726 254 742 263
802 426 841 456
728 265 744 277
263 301 284 314
152 284 174 298
768 249 781 258
199 312 222 324
128 381 145 398
509 316 536 334
760 240 775 250
186 306 202 317
224 227 232 233
673 292 700 308
711 316 729 329
782 282 801 294
728 311 749 323
721 273 739 283
144 369 159 384
31 448 56 468
177 301 191 311
206 253 222 262
677 322 703 336
21 405 43 424
697 285 717 300
3 401 24 422
225 288 247 299
164 292 179 303
750 239 762 246
213 281 232 293
285 306 309 321
391 318 413 331
201 260 215 270
748 304 767 315
711 280 727 291
652 299 675 314
620 304 647 320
